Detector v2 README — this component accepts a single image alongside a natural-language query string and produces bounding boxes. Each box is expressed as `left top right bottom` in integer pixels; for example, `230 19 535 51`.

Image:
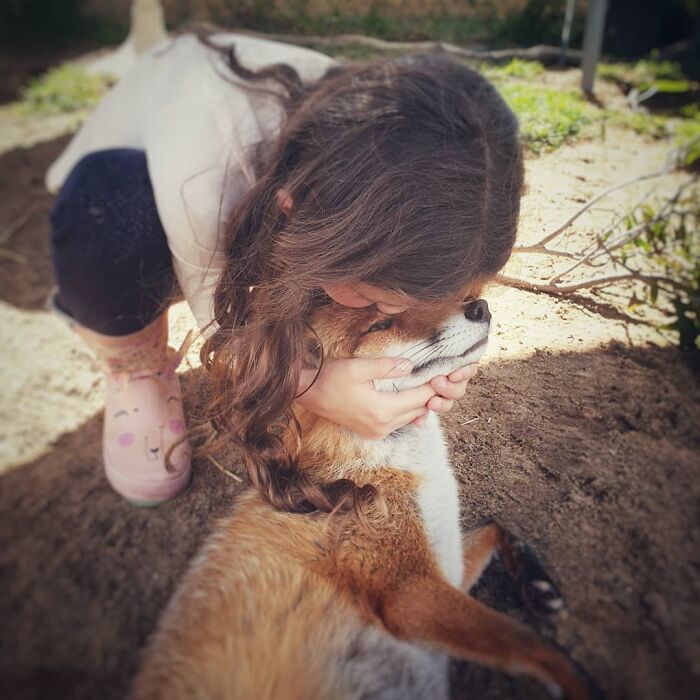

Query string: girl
45 31 523 506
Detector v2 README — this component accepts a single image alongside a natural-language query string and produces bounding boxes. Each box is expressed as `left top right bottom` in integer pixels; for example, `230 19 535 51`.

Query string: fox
129 293 601 700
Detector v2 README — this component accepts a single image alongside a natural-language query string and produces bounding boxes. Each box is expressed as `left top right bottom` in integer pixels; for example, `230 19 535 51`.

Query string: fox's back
130 488 450 700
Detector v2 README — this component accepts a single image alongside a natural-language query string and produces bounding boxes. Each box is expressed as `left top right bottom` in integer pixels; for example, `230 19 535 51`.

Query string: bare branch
0 203 40 245
208 455 243 483
230 29 583 65
0 248 26 264
516 167 675 252
507 173 698 306
549 244 608 284
496 273 691 295
509 243 580 258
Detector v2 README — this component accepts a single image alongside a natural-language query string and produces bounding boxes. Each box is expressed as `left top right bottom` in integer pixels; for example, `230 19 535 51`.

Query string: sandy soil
0 113 698 699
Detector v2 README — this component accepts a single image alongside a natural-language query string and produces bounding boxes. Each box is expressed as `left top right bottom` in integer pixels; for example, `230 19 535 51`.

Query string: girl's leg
50 148 176 335
49 149 191 506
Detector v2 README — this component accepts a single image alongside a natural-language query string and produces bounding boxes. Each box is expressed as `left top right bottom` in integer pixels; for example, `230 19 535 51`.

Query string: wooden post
581 0 608 95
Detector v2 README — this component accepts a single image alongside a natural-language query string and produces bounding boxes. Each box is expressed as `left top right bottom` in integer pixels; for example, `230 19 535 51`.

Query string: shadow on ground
0 136 70 311
1 345 698 700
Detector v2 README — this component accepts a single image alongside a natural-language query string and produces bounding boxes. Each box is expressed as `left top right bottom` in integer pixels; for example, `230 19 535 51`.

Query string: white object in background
86 0 168 79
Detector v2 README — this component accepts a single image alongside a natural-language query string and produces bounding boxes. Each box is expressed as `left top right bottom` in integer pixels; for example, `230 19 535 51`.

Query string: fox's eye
365 318 395 333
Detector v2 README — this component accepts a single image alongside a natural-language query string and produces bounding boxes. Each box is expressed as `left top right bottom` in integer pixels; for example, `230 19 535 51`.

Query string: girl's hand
412 364 479 427
296 357 437 440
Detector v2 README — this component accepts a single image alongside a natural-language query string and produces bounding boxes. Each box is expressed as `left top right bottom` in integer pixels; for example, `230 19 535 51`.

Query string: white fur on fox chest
356 308 489 589
376 412 464 587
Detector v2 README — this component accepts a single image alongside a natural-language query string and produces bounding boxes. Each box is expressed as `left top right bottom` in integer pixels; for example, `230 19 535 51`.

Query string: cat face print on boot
65 312 194 506
102 352 191 506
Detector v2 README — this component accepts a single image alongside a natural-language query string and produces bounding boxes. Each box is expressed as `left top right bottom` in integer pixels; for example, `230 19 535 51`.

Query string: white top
46 33 339 331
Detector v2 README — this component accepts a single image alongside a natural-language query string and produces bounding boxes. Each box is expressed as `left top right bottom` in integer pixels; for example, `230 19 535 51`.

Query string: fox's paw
507 538 565 617
525 575 565 616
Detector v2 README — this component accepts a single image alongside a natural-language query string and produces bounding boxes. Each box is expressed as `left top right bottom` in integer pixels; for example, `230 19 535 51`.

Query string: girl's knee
50 148 150 253
49 148 173 308
62 149 147 193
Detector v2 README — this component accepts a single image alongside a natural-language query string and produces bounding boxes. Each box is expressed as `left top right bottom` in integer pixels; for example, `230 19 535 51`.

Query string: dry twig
499 155 697 299
208 455 243 483
513 167 675 255
0 203 40 245
0 248 27 264
225 28 584 66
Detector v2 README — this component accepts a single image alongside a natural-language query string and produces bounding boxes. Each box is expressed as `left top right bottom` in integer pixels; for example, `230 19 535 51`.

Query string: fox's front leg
461 520 564 616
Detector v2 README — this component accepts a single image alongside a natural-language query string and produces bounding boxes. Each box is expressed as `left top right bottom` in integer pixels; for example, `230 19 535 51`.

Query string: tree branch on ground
498 272 691 295
496 162 700 349
216 28 584 66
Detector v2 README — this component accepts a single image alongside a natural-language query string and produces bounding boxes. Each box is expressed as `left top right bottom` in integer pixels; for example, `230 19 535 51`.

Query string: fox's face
309 297 491 391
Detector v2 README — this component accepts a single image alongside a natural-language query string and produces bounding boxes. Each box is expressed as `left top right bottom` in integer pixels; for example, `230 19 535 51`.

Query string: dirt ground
0 100 699 700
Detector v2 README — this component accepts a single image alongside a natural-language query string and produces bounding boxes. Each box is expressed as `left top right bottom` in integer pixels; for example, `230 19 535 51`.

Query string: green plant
598 58 695 98
17 64 114 116
502 181 700 352
483 58 545 81
618 193 700 351
673 107 700 168
497 83 594 152
599 59 686 84
501 58 545 80
604 110 671 139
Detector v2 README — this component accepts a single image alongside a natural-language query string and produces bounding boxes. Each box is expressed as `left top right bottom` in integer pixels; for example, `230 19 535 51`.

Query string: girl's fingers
384 382 437 413
449 364 478 382
427 396 454 413
412 414 427 428
391 406 429 432
430 376 468 400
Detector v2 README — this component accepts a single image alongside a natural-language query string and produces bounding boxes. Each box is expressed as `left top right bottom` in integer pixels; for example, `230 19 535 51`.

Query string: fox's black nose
464 299 491 323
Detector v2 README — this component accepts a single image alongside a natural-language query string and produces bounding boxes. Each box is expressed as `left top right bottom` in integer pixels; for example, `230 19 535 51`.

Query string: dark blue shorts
49 148 177 336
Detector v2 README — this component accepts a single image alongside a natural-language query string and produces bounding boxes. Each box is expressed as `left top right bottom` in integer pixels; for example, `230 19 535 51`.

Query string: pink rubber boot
73 311 193 506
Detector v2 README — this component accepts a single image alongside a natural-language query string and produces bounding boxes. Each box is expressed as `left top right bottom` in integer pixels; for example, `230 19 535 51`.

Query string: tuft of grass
497 83 595 153
486 58 545 81
618 191 700 351
598 58 686 87
17 64 114 117
672 107 700 168
598 58 696 101
603 110 671 139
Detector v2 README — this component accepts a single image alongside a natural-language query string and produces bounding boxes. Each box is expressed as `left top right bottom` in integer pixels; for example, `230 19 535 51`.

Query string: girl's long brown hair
196 33 525 515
